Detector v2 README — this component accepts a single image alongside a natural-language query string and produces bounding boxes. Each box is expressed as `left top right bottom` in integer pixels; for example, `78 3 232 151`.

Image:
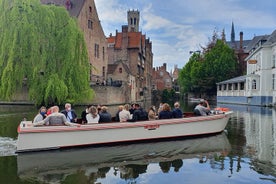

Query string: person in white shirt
86 106 100 123
119 104 131 122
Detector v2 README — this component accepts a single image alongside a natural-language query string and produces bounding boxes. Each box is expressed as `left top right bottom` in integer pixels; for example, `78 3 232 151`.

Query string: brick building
41 0 108 84
152 63 173 91
106 10 153 105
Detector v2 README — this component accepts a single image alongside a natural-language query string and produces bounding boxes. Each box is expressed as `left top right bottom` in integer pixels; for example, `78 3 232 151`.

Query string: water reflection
220 103 276 177
0 104 276 183
17 133 230 183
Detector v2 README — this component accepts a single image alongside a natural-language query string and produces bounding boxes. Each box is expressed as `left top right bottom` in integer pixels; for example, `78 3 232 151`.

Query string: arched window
130 18 133 25
134 18 136 25
252 79 257 89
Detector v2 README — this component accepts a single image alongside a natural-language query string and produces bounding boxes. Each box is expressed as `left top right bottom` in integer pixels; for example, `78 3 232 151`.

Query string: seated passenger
86 106 100 123
33 106 80 127
194 99 210 116
148 105 157 120
158 103 173 119
60 103 78 123
119 104 131 122
33 106 47 123
99 106 112 123
127 103 148 122
172 102 183 118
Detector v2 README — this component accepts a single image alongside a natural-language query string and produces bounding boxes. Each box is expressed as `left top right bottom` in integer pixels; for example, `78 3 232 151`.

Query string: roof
263 29 276 46
216 75 246 85
245 35 270 53
107 31 145 49
40 0 85 17
107 61 131 75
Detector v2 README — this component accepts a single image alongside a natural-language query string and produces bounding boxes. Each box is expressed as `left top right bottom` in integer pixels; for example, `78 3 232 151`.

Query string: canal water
0 102 275 184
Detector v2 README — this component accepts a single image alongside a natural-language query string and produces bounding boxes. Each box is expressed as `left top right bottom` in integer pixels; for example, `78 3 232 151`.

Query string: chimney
240 31 243 50
163 63 167 71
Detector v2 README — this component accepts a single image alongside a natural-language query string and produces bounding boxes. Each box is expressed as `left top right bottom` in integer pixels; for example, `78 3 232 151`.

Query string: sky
94 0 276 72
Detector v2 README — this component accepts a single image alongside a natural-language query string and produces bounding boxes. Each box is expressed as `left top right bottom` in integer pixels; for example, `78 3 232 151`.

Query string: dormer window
65 0 72 10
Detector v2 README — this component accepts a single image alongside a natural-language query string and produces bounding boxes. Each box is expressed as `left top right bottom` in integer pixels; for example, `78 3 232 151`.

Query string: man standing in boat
194 99 210 116
61 103 78 123
33 106 80 127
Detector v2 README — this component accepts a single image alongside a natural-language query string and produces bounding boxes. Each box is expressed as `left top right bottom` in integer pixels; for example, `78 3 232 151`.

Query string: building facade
41 0 108 84
152 63 173 91
217 29 276 106
106 10 153 106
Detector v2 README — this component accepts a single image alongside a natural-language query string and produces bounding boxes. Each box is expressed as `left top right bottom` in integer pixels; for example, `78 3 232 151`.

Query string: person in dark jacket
60 103 78 123
127 103 148 122
99 106 112 123
172 102 183 118
158 103 173 119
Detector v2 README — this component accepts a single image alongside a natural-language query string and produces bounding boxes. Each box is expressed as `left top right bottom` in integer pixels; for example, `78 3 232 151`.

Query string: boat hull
16 111 232 152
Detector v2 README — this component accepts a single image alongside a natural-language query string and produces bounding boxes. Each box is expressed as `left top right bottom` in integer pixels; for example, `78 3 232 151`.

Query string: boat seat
193 109 201 116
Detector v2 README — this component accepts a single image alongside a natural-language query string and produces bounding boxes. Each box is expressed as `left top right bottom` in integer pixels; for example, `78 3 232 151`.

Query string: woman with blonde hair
86 106 100 123
119 104 131 122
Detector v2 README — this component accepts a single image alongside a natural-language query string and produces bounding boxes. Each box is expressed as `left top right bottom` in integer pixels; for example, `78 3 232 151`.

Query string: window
252 79 257 90
102 47 105 60
234 83 238 90
240 83 244 90
94 44 99 58
273 74 276 90
119 68 122 73
89 6 92 13
228 84 232 90
88 20 93 29
273 54 276 68
102 66 105 78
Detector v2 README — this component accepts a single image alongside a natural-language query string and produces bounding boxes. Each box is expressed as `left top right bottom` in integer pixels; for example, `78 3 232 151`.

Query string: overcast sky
94 0 276 71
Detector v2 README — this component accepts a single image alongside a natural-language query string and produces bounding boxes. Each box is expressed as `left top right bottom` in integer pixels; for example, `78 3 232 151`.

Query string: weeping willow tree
0 0 94 105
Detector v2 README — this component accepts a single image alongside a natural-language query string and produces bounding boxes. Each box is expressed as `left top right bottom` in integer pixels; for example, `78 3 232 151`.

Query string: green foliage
161 89 176 105
0 0 94 105
179 39 238 95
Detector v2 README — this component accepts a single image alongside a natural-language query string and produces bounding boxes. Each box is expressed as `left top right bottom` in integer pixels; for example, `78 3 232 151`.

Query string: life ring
214 107 230 112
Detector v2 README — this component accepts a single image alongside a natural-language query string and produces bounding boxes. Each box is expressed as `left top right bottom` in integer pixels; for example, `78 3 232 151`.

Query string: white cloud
94 0 276 71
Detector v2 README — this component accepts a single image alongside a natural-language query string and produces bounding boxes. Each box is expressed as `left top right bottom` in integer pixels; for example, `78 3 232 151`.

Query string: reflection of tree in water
61 167 110 184
159 159 184 173
119 164 147 180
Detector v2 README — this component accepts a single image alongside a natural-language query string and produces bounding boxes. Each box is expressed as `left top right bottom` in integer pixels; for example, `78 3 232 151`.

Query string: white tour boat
16 110 232 152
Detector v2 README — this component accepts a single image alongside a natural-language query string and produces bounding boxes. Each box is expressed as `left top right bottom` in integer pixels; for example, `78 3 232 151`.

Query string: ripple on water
0 137 17 157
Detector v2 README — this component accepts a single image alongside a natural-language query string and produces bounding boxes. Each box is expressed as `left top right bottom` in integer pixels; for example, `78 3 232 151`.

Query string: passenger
119 104 131 122
129 103 135 115
33 106 80 127
86 106 100 123
158 103 173 119
33 106 47 123
81 105 91 124
46 106 53 116
157 103 163 116
115 105 123 122
172 102 183 118
99 106 112 123
148 105 157 120
61 103 78 123
97 104 102 114
194 99 210 116
127 103 148 122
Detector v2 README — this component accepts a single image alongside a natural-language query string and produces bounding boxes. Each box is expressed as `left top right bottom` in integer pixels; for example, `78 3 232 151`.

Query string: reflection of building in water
243 110 276 174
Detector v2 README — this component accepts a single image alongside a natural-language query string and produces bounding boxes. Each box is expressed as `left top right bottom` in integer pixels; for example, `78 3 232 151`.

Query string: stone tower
127 10 139 32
